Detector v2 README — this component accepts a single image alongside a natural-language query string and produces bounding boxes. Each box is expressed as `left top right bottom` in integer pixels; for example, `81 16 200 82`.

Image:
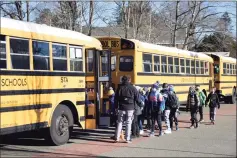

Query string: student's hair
122 75 131 82
162 83 168 89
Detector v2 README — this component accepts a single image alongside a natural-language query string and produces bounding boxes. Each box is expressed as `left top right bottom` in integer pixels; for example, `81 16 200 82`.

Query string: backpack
149 90 163 103
166 92 178 108
198 91 206 106
210 93 218 108
118 85 134 105
189 92 200 107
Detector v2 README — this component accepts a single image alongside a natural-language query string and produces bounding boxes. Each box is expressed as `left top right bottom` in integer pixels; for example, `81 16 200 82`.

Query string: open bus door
85 49 111 129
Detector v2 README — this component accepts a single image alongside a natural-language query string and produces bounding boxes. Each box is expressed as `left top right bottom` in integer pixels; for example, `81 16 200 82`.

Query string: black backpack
166 92 178 108
118 85 134 105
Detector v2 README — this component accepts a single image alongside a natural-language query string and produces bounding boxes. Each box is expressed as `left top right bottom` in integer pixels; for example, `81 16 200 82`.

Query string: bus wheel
230 88 236 104
45 104 74 146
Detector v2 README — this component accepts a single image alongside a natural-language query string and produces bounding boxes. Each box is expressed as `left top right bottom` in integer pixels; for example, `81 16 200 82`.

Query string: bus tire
45 104 74 146
230 88 236 104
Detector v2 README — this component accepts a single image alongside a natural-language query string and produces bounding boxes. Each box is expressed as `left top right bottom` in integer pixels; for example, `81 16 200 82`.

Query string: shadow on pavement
78 142 236 157
0 146 105 157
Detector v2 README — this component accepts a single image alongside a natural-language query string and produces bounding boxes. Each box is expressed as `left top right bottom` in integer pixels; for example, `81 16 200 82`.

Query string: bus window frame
180 58 185 74
32 40 50 71
119 55 134 72
168 56 173 73
52 43 68 72
153 55 160 73
69 45 84 72
186 59 191 74
191 60 195 74
142 53 152 73
161 55 167 73
204 61 209 75
174 57 179 74
0 36 7 69
195 60 200 75
9 37 30 70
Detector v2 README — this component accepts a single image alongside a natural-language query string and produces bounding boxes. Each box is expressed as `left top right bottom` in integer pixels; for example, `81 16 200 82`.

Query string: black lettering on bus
61 77 68 83
101 41 109 47
1 78 27 87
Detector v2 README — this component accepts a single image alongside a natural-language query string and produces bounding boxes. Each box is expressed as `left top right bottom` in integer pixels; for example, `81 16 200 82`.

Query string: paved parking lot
1 103 236 157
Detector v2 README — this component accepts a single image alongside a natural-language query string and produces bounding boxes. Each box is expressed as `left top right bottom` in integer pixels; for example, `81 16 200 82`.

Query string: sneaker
164 129 172 134
139 130 144 135
125 140 132 143
149 133 155 137
114 139 119 143
176 126 179 131
212 121 215 125
199 119 204 123
189 125 194 129
158 132 164 137
131 135 137 139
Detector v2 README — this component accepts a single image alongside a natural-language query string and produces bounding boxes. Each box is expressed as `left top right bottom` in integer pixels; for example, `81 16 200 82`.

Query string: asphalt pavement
0 103 236 157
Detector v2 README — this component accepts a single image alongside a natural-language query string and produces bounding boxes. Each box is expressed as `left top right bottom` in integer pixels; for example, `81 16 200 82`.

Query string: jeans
132 114 139 136
115 110 134 141
138 115 143 130
209 107 216 121
190 107 198 125
169 108 178 129
199 106 204 120
164 110 171 130
151 110 162 133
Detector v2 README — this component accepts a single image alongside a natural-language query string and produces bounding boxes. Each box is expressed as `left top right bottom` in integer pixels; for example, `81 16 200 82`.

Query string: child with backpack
148 83 164 137
205 87 220 125
168 85 180 131
186 86 200 129
195 85 206 122
161 83 172 134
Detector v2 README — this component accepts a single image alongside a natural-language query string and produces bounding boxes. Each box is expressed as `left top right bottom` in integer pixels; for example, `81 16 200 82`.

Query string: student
108 87 116 126
114 76 141 143
148 83 163 137
161 83 172 134
205 87 220 125
195 85 206 122
186 86 200 129
131 89 145 138
168 85 180 131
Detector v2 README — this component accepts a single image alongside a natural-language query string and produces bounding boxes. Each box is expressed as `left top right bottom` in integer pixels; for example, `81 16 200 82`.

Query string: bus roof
214 55 236 63
1 17 102 49
130 39 213 62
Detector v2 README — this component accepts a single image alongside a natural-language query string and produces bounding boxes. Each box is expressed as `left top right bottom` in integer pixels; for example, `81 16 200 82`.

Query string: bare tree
88 1 94 36
0 1 40 21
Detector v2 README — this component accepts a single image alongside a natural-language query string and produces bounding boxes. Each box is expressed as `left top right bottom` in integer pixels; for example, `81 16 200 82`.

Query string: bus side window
33 41 50 70
53 43 67 71
223 63 226 74
168 56 173 73
10 38 30 70
0 35 6 69
70 47 83 72
186 59 190 74
161 56 167 73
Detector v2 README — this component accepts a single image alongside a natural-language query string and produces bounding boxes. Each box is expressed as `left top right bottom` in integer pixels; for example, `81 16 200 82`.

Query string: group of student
107 75 220 143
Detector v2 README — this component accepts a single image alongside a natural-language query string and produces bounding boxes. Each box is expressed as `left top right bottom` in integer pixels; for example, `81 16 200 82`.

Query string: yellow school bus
0 17 111 145
97 37 214 105
211 54 236 104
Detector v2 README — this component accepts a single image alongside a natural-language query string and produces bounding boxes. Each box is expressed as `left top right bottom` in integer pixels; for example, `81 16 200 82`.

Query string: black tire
230 88 236 104
44 104 74 146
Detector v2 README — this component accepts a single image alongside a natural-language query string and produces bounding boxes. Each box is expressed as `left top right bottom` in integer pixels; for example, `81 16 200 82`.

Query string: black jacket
206 92 220 108
114 82 140 111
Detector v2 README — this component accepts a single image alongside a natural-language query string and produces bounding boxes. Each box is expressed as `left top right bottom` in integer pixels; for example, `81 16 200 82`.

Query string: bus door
95 50 111 128
85 49 111 129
